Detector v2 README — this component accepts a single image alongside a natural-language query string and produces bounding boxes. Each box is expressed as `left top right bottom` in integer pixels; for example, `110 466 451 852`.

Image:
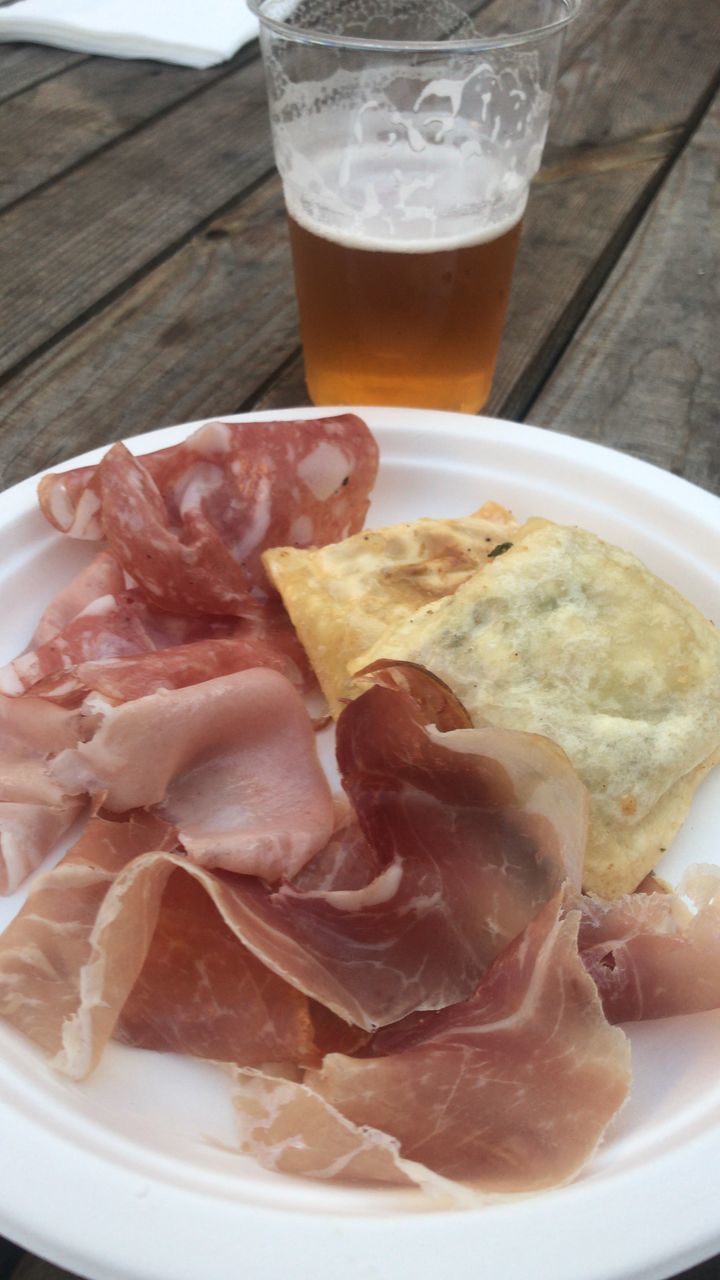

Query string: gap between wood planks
0 40 259 221
0 46 89 106
503 62 720 424
0 159 277 405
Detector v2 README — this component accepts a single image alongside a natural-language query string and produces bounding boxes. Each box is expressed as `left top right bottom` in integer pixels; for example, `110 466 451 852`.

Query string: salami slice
38 416 379 616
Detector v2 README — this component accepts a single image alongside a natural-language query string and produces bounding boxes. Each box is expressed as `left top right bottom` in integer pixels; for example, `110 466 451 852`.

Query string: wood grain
7 1255 81 1280
3 0 718 463
544 0 720 158
528 89 720 496
0 177 302 486
0 50 254 212
0 58 274 385
0 44 86 104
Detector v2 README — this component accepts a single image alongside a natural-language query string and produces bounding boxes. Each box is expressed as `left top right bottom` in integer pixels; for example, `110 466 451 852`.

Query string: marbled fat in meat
579 865 720 1021
232 895 631 1195
37 416 379 616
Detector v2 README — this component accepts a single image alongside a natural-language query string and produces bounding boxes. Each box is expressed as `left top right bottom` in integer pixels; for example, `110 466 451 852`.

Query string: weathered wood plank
0 44 86 104
2 0 719 462
0 48 254 213
527 90 720 496
9 1255 81 1280
0 178 301 486
545 0 720 158
0 139 671 479
0 57 274 384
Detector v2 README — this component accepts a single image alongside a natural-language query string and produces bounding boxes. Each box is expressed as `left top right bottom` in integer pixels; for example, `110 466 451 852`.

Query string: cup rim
247 0 581 53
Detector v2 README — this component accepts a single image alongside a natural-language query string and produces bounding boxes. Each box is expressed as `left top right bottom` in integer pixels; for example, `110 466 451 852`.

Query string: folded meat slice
50 668 335 881
0 814 317 1077
37 416 379 616
0 812 176 1061
192 665 588 1030
233 896 631 1195
0 586 279 699
0 694 85 894
31 551 125 648
231 1068 461 1201
116 869 319 1069
579 865 720 1021
33 636 286 706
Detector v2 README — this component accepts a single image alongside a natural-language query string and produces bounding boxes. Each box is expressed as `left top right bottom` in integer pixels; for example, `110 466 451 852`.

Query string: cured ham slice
231 1068 462 1200
0 813 177 1062
0 811 359 1077
232 896 631 1195
579 866 720 1022
51 668 335 881
172 666 588 1031
32 551 125 648
0 587 275 698
0 814 317 1076
0 694 85 894
37 416 379 616
115 871 318 1066
33 636 286 707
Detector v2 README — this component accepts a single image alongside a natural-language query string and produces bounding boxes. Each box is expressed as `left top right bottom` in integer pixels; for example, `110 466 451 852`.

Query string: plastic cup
249 0 579 412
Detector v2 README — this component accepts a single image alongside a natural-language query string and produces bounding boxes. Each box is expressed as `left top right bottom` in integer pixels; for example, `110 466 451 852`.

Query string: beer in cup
250 0 578 413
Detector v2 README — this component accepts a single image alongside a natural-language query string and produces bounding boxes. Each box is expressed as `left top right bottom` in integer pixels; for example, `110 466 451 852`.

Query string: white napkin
0 0 259 69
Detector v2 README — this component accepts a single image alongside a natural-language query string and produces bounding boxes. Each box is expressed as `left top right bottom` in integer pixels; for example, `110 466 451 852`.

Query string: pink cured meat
1 588 311 704
233 896 631 1195
0 693 85 894
31 551 125 648
37 416 379 616
187 669 588 1031
0 814 318 1076
0 589 243 697
0 665 589 1077
579 866 720 1022
114 870 318 1066
50 668 336 881
34 637 287 706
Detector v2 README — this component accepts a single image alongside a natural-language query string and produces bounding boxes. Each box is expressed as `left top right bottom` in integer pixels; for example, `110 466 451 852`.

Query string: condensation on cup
249 0 580 413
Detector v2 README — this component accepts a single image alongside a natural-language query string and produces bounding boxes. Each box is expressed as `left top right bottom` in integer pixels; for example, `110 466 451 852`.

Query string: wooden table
0 0 718 1275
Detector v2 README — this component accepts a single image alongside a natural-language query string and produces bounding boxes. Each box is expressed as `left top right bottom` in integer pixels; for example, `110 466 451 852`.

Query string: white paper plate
0 408 719 1280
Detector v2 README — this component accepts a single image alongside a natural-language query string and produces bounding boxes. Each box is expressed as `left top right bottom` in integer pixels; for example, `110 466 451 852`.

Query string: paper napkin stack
0 0 259 69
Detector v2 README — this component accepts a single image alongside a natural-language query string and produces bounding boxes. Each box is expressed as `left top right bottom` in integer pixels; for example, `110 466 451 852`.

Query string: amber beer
288 212 524 413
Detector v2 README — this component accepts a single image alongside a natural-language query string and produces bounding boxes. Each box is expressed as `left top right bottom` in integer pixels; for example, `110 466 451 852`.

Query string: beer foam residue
286 196 526 253
266 36 549 250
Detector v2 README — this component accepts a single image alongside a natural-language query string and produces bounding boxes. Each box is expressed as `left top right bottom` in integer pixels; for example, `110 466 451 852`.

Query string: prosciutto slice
579 865 720 1021
0 814 318 1077
161 666 588 1031
233 896 631 1195
0 693 85 894
51 668 335 881
37 416 379 616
